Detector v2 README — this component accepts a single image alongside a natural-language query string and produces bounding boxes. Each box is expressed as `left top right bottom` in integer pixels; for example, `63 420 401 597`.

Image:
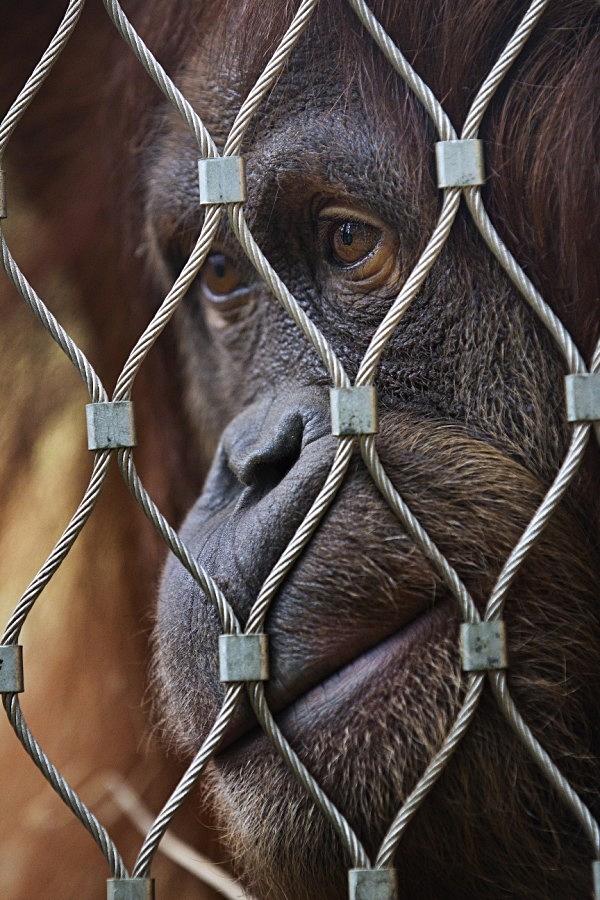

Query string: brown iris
199 253 254 329
201 253 243 296
327 220 381 267
317 205 399 288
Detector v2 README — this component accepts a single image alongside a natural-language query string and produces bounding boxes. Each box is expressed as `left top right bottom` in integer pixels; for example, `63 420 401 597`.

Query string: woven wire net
0 1 599 898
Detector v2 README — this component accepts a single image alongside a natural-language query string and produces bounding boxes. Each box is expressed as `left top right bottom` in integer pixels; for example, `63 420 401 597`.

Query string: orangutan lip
218 600 454 755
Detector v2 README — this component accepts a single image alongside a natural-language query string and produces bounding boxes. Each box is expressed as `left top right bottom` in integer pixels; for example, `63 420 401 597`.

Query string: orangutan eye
316 205 400 288
324 219 382 267
199 253 255 329
201 253 242 295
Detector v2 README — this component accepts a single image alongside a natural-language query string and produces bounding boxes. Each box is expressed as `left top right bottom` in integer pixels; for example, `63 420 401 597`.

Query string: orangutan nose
222 387 332 495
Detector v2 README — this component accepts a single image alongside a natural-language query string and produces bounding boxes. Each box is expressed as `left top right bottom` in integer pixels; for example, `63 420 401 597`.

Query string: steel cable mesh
0 0 598 897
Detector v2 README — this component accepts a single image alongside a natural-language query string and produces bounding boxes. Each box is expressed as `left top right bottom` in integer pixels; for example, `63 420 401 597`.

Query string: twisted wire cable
108 0 320 404
360 436 478 624
113 207 222 400
184 4 373 868
1 232 106 402
2 453 111 643
230 207 349 389
223 0 319 157
346 0 457 141
375 675 484 867
485 424 591 622
239 0 584 882
117 449 239 635
223 2 348 389
593 337 600 373
592 338 600 446
246 438 353 634
248 682 370 870
477 376 597 862
461 0 550 139
0 452 119 873
490 671 600 855
133 684 244 877
354 0 553 388
450 0 599 869
236 443 356 864
355 190 461 386
465 189 586 375
102 0 217 158
350 0 592 877
0 0 85 155
0 3 125 874
103 3 336 879
3 694 127 878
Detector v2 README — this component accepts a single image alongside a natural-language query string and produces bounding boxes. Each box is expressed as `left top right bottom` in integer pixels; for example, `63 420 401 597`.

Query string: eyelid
200 280 252 303
316 205 387 229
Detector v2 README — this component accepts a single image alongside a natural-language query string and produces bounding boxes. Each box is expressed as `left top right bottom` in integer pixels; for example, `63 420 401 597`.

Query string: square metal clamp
565 374 600 422
107 879 154 900
330 386 378 436
593 860 600 900
198 156 247 206
86 401 137 450
460 621 508 672
435 139 485 188
219 633 269 683
0 645 24 693
348 868 398 900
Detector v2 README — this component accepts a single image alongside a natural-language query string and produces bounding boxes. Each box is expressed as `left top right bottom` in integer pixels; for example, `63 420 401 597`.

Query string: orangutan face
148 2 600 897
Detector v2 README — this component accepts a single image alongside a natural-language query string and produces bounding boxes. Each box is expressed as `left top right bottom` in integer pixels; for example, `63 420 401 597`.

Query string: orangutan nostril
223 394 321 495
239 445 300 491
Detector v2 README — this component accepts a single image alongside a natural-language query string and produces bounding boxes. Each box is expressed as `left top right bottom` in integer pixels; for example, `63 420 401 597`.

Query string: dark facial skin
146 3 600 897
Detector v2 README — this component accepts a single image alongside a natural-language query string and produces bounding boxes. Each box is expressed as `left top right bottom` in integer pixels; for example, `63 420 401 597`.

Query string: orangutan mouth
219 600 455 755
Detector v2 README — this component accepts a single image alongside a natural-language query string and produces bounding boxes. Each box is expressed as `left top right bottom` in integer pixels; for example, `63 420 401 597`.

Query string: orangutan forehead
143 0 598 82
194 0 598 123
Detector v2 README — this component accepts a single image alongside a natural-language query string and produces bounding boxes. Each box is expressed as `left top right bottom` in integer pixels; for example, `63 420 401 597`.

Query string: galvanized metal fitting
330 386 379 436
107 880 154 900
0 170 6 219
198 156 247 205
460 621 508 672
219 633 269 682
348 868 398 900
593 859 600 900
435 139 485 188
0 645 24 693
565 373 600 422
86 401 137 450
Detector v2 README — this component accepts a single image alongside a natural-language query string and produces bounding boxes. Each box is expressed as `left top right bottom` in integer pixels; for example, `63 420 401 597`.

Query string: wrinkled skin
142 2 600 898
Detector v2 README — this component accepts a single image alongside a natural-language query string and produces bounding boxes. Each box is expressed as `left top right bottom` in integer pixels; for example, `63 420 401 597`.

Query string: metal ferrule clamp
435 139 485 188
330 386 379 436
107 879 154 900
86 402 137 451
460 621 508 672
219 633 269 683
0 645 24 692
198 156 247 206
348 868 398 900
565 374 600 422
